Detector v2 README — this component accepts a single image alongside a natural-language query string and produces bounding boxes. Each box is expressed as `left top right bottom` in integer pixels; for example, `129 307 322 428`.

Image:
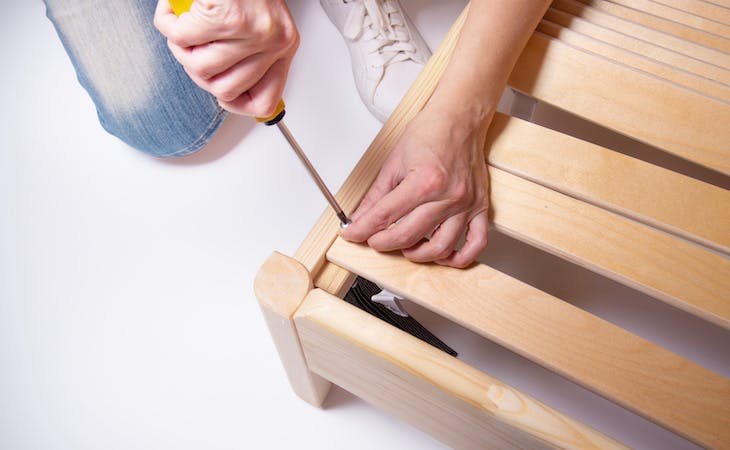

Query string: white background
1 1 727 449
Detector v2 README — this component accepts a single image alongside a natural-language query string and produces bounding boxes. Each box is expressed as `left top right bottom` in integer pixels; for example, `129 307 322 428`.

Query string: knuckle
188 63 214 81
369 209 393 231
390 229 418 250
449 180 472 207
198 1 252 37
417 167 448 199
165 30 185 47
276 23 300 52
212 84 238 102
432 241 454 260
474 233 489 252
251 11 274 38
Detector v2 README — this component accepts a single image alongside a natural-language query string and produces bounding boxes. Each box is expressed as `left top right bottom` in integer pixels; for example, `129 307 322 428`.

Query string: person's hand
340 104 491 268
154 0 299 117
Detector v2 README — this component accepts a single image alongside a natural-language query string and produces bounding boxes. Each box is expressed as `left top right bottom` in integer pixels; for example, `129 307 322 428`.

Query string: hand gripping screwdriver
169 0 350 226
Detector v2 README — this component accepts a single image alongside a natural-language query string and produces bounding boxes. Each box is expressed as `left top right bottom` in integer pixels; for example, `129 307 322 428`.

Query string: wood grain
650 0 730 23
603 0 730 36
488 167 730 328
326 239 730 449
486 113 730 254
575 0 730 51
510 32 730 175
552 0 730 69
537 19 730 102
253 252 331 406
295 288 628 449
544 7 730 86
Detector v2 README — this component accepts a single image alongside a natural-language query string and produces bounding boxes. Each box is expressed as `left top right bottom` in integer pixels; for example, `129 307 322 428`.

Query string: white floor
1 1 727 449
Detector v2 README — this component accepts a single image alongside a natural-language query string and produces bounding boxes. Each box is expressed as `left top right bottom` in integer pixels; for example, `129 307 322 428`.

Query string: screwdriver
169 0 350 226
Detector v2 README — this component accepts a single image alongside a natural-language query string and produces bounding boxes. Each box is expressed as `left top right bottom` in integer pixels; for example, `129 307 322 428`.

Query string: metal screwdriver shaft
168 2 349 226
275 120 350 226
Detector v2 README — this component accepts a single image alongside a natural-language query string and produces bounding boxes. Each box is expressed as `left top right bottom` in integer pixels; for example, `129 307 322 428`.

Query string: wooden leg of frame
253 251 331 407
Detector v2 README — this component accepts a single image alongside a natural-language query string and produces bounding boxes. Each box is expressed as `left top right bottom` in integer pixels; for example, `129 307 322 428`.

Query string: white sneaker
320 0 432 122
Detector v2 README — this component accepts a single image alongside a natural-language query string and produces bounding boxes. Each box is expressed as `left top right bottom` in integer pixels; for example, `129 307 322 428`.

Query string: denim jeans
44 0 227 157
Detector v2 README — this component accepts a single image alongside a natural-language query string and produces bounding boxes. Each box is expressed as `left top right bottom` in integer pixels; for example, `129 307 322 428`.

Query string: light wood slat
295 289 628 450
576 0 730 51
486 113 730 254
293 7 468 283
510 32 730 175
707 0 730 9
538 19 730 101
553 0 730 69
606 0 730 37
326 239 730 449
488 167 730 328
651 0 730 23
545 7 730 85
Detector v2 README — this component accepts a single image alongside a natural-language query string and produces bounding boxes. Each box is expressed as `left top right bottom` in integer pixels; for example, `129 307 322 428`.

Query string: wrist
424 86 497 133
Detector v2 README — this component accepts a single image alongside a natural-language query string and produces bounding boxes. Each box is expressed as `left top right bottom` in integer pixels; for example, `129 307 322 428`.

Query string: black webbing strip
343 277 457 357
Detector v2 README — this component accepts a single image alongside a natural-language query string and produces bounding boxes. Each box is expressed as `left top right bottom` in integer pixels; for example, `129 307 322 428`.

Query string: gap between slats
537 19 730 102
648 0 730 24
510 31 730 175
574 0 730 51
552 0 730 69
326 238 730 449
600 0 730 37
485 113 730 254
544 6 730 85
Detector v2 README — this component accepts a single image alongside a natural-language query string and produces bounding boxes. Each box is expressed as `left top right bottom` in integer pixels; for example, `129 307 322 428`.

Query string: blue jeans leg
44 0 227 157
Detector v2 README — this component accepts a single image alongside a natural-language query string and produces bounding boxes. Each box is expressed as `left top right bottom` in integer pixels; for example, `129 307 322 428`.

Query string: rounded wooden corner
254 251 313 318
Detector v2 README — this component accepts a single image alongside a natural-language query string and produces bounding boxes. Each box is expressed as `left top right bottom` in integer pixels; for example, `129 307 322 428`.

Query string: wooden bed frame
254 2 730 448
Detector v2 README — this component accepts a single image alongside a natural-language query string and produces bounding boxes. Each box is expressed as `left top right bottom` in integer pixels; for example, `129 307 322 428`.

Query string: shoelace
342 0 417 68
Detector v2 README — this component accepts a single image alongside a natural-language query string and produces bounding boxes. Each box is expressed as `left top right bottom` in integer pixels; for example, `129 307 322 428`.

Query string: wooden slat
488 167 730 328
651 0 730 23
510 31 730 175
295 289 628 450
326 238 730 449
486 113 730 253
545 7 730 85
538 19 730 101
605 0 730 37
294 7 470 290
706 0 730 10
553 0 730 69
576 0 730 51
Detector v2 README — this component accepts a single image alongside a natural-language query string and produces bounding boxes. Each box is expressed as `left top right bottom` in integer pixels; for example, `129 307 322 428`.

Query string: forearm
427 0 550 125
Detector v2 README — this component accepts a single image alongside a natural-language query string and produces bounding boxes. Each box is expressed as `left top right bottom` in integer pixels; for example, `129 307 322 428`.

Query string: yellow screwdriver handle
169 0 193 16
168 0 286 125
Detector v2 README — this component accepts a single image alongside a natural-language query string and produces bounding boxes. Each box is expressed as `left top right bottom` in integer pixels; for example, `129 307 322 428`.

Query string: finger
340 173 436 244
436 210 489 268
190 51 276 103
167 39 265 81
153 0 178 37
367 201 452 252
349 164 401 224
219 57 290 117
402 214 468 263
155 2 234 48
